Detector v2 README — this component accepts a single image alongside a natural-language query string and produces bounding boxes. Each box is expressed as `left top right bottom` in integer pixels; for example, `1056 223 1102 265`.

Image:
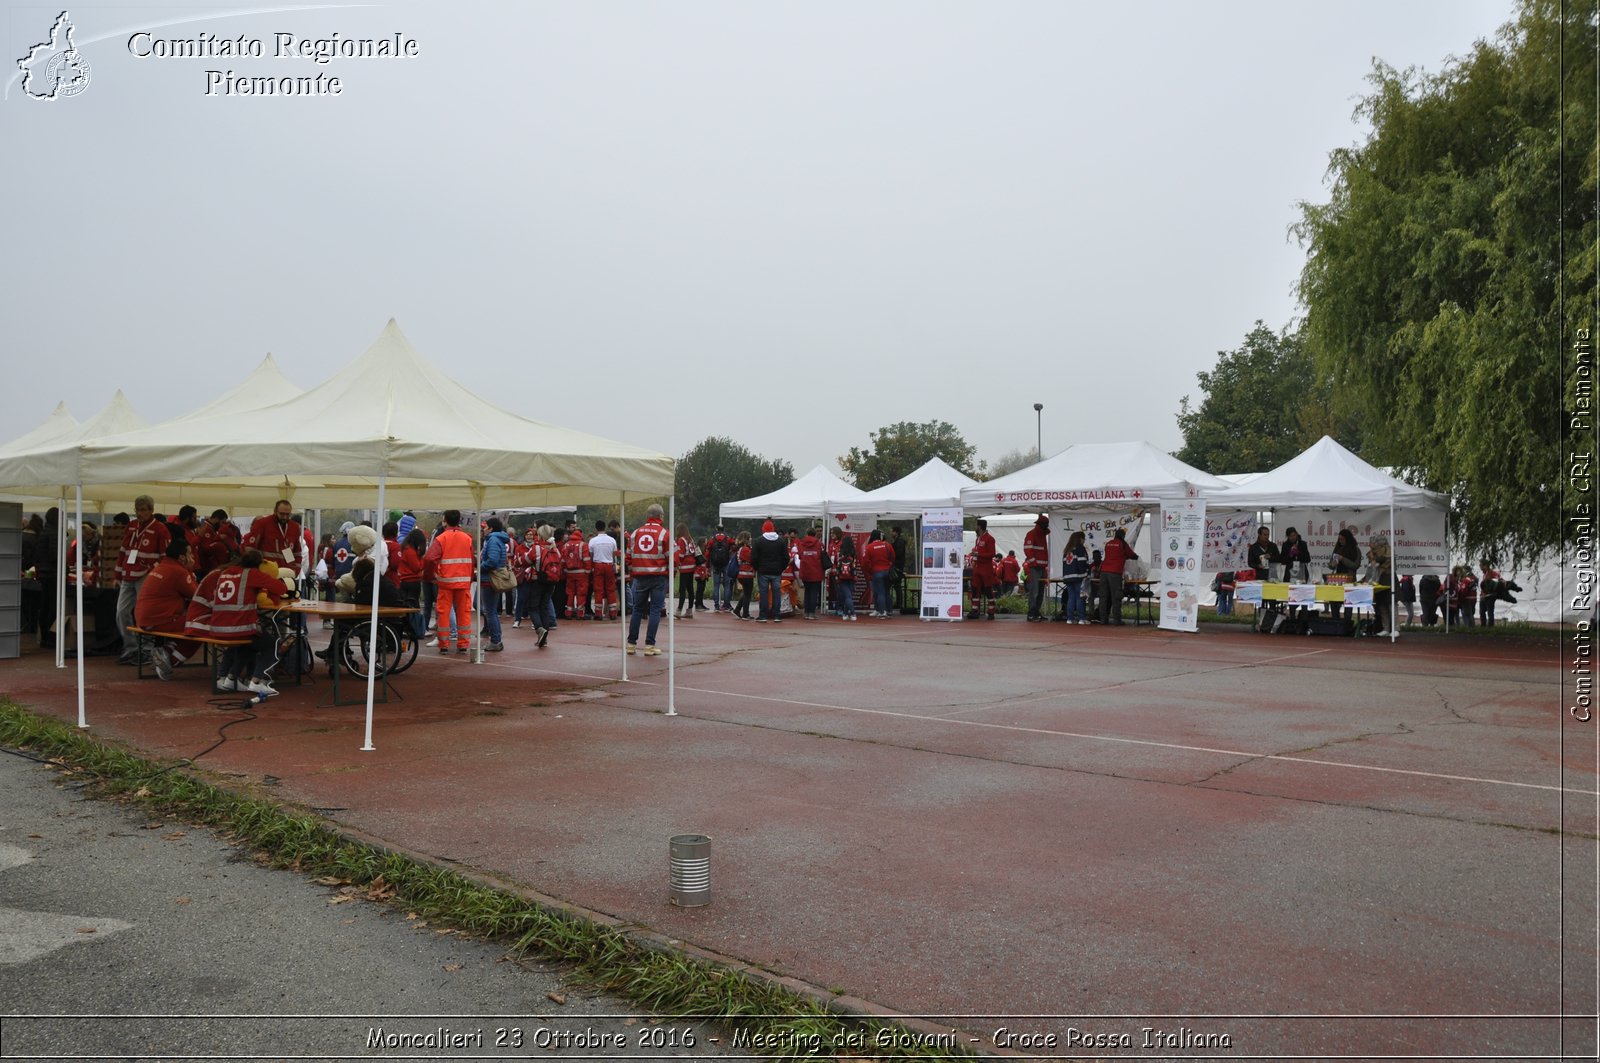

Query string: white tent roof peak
1212 436 1444 509
830 456 979 517
720 464 866 520
0 401 78 457
174 353 301 421
961 440 1229 510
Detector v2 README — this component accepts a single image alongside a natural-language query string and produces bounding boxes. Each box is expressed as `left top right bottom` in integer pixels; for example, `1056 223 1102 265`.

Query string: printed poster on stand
1158 496 1206 633
920 508 964 620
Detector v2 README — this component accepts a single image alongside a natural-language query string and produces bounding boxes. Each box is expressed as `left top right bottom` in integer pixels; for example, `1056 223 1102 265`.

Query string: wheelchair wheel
339 624 391 679
387 626 419 674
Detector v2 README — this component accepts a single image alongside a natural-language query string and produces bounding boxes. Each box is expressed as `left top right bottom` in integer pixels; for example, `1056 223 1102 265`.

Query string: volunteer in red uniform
196 509 241 576
184 548 286 696
242 499 304 581
865 529 896 618
970 518 999 620
563 527 592 620
116 495 171 664
795 527 827 620
732 531 755 620
1023 514 1051 622
1098 526 1138 626
424 510 475 654
135 538 200 679
625 504 670 655
672 524 699 619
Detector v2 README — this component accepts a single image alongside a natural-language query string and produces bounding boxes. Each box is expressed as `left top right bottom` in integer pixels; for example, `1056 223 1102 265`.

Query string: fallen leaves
442 963 463 972
175 897 192 906
75 927 96 935
545 992 566 1006
161 831 186 841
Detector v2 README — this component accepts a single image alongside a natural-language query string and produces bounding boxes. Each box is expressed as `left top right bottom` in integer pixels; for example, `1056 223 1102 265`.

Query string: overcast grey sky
3 0 1515 480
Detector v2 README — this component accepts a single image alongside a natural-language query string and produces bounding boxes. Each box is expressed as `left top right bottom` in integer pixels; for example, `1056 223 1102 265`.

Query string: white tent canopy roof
828 457 979 518
960 441 1230 511
1211 436 1445 510
0 401 78 457
0 320 675 509
720 464 865 521
172 353 301 421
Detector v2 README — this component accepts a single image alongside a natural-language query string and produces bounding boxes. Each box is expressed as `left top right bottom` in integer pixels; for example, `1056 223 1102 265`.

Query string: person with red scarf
969 518 999 620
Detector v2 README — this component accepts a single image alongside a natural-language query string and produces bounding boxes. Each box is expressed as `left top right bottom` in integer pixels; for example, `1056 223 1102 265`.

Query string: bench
126 627 250 686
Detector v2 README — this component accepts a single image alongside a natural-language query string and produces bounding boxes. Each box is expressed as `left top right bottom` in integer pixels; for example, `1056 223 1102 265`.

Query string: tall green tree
674 437 793 534
1174 322 1355 473
1293 0 1596 564
838 420 981 490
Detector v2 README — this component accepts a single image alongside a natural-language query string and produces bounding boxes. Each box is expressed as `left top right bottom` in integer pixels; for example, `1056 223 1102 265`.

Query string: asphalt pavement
0 750 732 1062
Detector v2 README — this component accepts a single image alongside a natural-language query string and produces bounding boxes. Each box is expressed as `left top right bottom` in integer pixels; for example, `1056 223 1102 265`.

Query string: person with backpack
706 525 734 612
693 539 711 612
833 534 858 621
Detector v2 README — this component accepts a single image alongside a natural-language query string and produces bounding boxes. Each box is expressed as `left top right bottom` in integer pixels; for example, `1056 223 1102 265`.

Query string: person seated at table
184 548 287 697
348 556 405 609
134 538 201 680
1248 526 1279 581
1278 527 1312 583
1329 529 1361 581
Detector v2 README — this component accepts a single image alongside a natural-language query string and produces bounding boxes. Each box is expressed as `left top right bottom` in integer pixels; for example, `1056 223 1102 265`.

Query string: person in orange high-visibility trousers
424 509 475 654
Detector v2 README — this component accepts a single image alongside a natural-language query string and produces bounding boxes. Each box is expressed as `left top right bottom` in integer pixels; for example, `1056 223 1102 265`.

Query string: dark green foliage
838 420 981 490
674 437 793 536
1293 0 1597 564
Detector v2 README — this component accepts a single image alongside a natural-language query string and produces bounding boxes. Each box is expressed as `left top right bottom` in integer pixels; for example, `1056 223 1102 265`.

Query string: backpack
724 552 741 581
707 534 732 569
539 545 564 584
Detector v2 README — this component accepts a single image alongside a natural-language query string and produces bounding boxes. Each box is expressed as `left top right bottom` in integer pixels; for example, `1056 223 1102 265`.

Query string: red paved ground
3 613 1593 1058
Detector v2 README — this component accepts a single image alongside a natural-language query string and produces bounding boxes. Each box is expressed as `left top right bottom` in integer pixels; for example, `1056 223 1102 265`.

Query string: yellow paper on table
1260 582 1289 602
1314 584 1346 603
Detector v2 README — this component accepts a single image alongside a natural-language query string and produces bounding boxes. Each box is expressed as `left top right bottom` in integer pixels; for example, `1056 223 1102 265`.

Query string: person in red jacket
1098 526 1139 625
672 524 699 619
731 531 755 620
795 526 827 619
184 548 287 696
625 504 669 654
116 495 171 664
998 551 1021 596
1022 514 1051 621
969 518 999 620
242 499 305 583
397 527 427 639
196 509 241 577
864 529 896 618
563 527 592 621
134 538 200 679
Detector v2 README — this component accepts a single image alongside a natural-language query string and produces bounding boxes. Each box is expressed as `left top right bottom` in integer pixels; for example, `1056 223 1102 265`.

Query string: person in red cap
969 518 998 620
1023 514 1051 621
749 519 789 622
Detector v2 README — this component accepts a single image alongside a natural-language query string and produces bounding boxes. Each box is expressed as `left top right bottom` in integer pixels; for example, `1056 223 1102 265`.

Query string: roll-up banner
1158 496 1206 633
920 508 965 620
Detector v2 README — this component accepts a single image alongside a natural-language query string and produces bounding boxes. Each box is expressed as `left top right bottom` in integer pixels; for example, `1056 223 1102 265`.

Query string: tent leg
666 494 676 717
361 475 386 752
75 487 86 729
620 493 628 682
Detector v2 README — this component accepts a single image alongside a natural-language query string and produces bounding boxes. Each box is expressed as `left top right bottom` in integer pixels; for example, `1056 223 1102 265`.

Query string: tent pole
1389 504 1397 641
55 494 66 669
620 492 628 681
471 489 485 664
75 487 86 729
666 494 676 716
1443 511 1450 634
361 474 386 752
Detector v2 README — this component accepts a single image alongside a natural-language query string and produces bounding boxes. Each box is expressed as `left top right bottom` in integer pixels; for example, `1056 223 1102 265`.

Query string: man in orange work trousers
425 509 475 654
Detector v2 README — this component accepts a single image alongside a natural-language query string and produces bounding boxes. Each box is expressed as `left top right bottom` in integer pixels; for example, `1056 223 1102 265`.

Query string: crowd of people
15 504 1533 683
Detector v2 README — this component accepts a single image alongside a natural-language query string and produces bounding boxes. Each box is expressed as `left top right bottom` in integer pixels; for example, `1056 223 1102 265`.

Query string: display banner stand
919 507 965 620
1157 495 1206 633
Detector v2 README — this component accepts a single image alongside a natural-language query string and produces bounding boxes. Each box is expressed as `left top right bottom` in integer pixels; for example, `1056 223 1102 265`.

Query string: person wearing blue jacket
478 517 512 651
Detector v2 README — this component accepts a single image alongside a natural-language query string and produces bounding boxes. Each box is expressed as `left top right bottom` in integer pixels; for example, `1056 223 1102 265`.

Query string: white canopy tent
1209 436 1447 641
0 321 677 746
1210 436 1444 511
827 457 979 519
960 441 1231 511
719 464 866 523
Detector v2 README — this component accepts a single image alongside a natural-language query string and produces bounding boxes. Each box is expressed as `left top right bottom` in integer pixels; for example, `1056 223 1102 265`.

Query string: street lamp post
1033 403 1043 462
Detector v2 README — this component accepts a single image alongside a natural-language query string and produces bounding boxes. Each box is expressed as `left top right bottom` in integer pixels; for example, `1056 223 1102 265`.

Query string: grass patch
0 699 972 1061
